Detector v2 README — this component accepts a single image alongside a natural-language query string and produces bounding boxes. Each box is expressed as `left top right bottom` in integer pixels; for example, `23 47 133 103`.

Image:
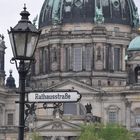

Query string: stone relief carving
52 122 63 130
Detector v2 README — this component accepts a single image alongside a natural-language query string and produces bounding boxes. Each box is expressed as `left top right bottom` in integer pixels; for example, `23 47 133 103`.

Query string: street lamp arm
10 58 35 75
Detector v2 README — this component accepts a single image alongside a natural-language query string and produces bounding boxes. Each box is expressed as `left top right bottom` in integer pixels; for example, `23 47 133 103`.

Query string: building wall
1 8 140 140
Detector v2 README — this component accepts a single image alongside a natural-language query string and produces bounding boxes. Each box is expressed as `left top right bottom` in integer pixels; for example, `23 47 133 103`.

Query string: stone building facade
1 0 140 140
0 36 19 140
27 0 140 139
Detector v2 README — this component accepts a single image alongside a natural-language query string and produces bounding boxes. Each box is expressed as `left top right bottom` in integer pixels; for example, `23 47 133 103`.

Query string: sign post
28 91 81 103
25 91 82 122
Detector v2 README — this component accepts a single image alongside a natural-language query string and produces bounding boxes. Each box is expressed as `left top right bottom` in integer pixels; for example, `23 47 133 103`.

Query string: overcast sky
0 0 140 87
0 0 43 86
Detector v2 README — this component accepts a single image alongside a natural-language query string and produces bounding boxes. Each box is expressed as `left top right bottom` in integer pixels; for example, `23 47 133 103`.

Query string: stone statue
94 6 104 24
53 107 63 119
132 7 139 27
52 0 62 25
85 103 92 114
32 15 38 27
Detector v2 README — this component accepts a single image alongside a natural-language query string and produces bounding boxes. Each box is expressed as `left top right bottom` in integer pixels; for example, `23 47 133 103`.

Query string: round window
112 0 119 8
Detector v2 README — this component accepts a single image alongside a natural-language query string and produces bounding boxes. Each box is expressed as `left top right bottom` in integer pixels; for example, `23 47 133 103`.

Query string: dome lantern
6 70 16 88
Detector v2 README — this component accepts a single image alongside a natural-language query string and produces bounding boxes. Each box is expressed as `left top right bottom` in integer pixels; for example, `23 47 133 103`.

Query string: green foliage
98 124 133 140
78 123 133 140
30 132 43 140
133 132 140 139
78 124 103 140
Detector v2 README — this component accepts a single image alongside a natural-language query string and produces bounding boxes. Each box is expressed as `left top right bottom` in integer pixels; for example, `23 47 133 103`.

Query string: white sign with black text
28 91 81 103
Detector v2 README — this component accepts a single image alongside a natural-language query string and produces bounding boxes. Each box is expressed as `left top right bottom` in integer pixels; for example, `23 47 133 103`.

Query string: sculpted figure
85 103 92 114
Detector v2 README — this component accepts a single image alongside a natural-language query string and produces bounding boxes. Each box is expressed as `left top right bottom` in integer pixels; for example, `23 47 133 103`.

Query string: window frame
63 103 85 116
73 47 83 72
134 108 140 127
6 111 15 126
7 113 14 125
106 105 120 123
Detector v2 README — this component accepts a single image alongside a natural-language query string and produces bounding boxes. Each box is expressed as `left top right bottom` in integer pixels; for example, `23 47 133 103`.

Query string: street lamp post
8 5 40 140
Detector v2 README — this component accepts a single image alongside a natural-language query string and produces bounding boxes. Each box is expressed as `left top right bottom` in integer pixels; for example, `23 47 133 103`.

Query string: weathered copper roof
128 36 140 51
39 0 139 28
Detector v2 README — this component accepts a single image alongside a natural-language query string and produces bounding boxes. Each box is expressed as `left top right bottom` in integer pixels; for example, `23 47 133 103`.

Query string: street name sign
28 91 81 103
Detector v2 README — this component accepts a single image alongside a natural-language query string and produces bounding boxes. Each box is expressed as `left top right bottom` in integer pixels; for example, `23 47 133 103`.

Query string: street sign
28 91 81 103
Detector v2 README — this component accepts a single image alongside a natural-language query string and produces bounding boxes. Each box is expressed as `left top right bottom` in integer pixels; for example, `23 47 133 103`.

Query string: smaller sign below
28 91 81 103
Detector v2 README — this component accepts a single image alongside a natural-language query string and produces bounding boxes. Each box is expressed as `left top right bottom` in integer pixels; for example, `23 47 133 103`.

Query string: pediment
129 53 140 61
36 119 81 132
133 55 140 61
47 79 101 94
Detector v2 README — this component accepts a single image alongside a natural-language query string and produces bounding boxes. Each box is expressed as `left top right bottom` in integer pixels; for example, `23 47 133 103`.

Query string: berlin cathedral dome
39 0 139 27
30 0 140 89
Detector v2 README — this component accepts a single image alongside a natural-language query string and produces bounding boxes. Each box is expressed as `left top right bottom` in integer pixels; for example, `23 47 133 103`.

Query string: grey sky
0 0 43 86
0 0 140 86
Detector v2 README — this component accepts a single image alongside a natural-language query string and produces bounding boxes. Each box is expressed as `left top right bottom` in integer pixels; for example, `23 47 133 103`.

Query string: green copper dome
128 36 140 51
39 0 139 28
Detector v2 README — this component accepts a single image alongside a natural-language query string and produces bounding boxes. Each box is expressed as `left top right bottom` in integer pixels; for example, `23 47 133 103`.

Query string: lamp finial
24 3 26 11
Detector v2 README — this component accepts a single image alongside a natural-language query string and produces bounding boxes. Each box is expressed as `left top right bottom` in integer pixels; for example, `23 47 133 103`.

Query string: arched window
134 108 140 127
50 47 57 63
62 46 93 72
106 105 120 123
7 113 14 125
106 45 113 71
97 47 101 61
114 48 120 71
84 47 92 71
73 47 82 71
73 46 93 71
134 66 140 83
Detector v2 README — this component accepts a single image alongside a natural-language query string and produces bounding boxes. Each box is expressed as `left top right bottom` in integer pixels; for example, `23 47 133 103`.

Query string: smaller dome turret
6 70 16 88
128 36 140 51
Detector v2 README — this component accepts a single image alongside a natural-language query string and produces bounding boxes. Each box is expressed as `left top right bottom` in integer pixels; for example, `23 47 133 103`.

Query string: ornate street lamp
8 5 40 140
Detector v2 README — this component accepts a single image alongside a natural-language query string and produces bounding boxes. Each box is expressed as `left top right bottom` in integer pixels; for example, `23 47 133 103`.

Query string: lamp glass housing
9 30 40 60
8 6 40 60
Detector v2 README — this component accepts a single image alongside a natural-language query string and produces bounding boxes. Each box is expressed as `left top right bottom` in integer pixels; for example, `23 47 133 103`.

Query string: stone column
122 46 126 71
103 44 106 70
125 101 132 130
121 98 126 126
111 45 114 70
60 46 63 71
0 106 2 126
